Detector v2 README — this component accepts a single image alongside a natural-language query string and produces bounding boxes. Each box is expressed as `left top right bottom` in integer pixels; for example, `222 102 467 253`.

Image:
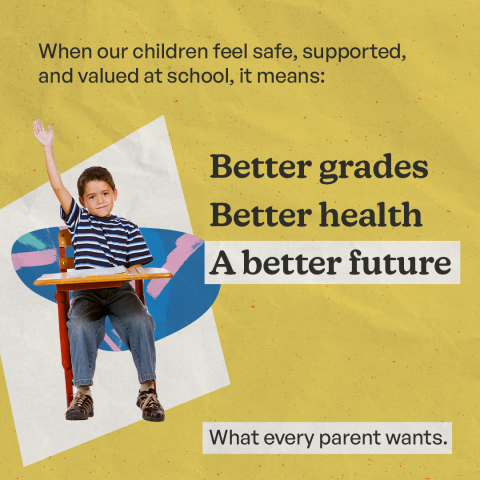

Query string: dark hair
77 166 115 199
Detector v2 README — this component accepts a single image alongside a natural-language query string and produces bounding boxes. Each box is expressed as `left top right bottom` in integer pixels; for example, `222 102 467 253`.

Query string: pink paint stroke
103 333 121 352
12 249 58 271
146 234 204 299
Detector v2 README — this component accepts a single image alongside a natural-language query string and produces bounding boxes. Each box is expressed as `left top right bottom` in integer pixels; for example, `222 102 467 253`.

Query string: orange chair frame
56 229 154 407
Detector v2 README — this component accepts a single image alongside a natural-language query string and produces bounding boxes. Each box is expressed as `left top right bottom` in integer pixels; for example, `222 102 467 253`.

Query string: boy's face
79 180 117 217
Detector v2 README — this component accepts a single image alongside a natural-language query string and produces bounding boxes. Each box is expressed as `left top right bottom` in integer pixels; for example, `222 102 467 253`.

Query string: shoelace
69 392 89 409
140 393 163 411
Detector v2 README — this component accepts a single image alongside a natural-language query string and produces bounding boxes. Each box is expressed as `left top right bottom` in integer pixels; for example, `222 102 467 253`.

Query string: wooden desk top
33 267 173 286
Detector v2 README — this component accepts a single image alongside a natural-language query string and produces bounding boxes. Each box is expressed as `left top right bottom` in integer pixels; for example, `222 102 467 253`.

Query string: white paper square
0 116 229 466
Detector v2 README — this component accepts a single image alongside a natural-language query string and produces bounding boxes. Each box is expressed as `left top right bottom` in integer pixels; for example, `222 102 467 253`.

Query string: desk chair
56 229 152 407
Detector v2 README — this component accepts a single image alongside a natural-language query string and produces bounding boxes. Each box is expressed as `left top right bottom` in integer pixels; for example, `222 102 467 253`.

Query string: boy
33 119 164 422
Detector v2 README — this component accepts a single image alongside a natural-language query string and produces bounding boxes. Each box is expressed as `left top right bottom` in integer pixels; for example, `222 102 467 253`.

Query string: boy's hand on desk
33 119 54 147
127 265 142 274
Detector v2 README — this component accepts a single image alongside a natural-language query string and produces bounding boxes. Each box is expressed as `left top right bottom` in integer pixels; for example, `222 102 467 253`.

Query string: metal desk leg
135 279 145 305
55 288 73 407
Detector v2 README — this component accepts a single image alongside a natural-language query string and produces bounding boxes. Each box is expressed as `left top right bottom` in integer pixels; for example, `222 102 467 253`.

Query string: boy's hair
77 166 115 198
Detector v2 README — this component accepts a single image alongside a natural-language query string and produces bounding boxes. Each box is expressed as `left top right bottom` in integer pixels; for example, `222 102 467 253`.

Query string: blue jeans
67 283 156 386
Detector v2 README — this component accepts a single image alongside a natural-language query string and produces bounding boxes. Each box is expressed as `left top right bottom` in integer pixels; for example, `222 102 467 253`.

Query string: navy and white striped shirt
61 198 154 270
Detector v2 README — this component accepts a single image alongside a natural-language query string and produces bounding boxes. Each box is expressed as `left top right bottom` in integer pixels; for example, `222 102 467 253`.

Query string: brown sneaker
65 392 94 420
136 388 165 422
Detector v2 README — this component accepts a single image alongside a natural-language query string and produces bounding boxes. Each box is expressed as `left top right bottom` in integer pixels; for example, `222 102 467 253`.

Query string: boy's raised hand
34 118 73 214
33 119 54 147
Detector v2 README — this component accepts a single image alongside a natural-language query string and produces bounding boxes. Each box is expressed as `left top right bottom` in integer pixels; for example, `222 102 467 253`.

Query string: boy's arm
33 119 73 214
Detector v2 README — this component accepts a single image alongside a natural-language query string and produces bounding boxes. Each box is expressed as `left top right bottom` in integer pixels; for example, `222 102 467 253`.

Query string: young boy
33 119 165 422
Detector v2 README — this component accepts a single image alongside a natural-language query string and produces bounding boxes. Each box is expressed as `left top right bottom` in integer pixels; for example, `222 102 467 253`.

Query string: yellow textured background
1 0 478 478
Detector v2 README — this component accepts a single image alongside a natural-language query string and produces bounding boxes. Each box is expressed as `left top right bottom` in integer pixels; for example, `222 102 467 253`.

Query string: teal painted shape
17 232 47 250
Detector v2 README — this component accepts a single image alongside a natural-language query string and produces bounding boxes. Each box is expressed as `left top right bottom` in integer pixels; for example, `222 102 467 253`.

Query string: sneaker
136 388 165 422
65 392 94 420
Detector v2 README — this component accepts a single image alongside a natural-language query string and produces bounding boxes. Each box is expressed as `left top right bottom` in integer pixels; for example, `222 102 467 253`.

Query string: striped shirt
61 198 153 270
